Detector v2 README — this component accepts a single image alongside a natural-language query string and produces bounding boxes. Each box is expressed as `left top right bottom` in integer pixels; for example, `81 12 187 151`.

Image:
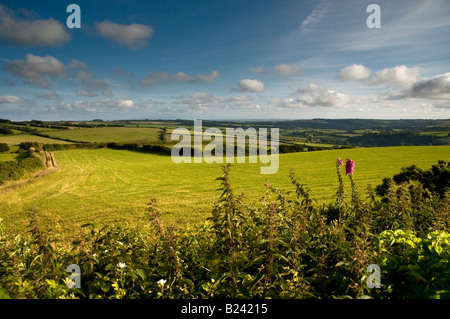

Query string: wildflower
157 279 167 286
117 262 126 269
337 158 343 166
345 158 355 175
265 181 270 187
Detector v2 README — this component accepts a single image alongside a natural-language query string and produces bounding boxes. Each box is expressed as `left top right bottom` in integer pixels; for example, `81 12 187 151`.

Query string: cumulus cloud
385 72 450 100
338 64 371 81
74 69 108 91
0 95 23 104
338 64 450 107
369 65 421 86
181 92 226 111
196 70 220 83
274 83 360 109
95 21 154 49
62 99 136 112
297 83 351 107
67 58 108 91
3 54 68 87
116 99 134 108
338 64 421 87
273 64 304 76
0 4 70 47
140 70 219 87
239 79 265 93
140 72 170 87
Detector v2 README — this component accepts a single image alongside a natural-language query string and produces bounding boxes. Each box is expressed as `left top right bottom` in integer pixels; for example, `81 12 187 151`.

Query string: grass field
1 145 448 239
0 134 72 145
42 127 162 143
0 153 22 162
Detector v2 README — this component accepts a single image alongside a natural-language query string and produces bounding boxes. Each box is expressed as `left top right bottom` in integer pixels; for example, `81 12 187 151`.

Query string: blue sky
0 0 449 121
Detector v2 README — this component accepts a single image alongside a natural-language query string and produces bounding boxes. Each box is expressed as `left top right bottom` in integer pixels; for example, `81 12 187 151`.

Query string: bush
376 160 450 198
0 157 44 184
0 128 14 135
0 143 9 153
372 230 450 299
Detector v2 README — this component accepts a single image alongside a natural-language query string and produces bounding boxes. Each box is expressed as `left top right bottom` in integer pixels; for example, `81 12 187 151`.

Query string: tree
0 143 10 153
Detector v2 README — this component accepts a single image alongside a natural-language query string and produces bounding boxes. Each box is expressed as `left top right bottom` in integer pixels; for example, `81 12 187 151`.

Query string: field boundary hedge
0 156 44 185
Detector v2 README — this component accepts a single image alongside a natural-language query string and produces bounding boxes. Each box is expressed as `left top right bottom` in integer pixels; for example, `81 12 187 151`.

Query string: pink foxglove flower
345 159 355 175
337 158 343 166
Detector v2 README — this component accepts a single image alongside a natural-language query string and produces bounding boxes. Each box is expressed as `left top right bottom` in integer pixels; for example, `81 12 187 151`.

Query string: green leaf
105 263 116 271
0 288 11 299
100 282 111 292
135 269 147 280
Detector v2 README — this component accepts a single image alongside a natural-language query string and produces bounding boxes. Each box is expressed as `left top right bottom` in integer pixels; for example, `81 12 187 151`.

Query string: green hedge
0 157 44 184
0 143 9 153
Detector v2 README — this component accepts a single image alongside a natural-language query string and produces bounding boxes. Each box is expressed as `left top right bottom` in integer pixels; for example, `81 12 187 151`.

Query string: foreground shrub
0 143 9 153
371 229 450 299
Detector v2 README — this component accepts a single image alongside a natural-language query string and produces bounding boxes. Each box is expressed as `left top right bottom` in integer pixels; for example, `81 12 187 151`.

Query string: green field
1 145 448 239
0 134 72 145
42 127 162 143
0 153 22 162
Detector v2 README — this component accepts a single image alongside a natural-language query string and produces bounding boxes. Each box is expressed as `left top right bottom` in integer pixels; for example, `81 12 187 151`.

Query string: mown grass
0 134 71 145
42 127 162 143
0 153 20 162
0 146 449 240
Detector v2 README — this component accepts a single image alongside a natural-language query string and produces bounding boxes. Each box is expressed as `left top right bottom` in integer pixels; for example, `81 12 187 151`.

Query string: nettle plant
0 160 449 299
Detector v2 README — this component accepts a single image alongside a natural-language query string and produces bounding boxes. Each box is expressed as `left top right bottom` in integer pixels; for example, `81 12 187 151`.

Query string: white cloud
0 4 70 47
297 83 351 107
239 79 265 93
369 65 421 86
3 54 68 87
181 92 226 111
95 21 154 49
196 70 220 83
67 58 107 91
63 99 136 112
116 99 134 108
172 70 220 83
385 72 450 100
74 69 108 91
338 64 420 86
178 92 262 112
274 83 364 109
248 66 267 74
300 3 330 33
140 72 170 87
36 91 61 100
273 64 304 76
76 90 98 97
0 95 23 104
140 70 220 87
338 64 371 81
